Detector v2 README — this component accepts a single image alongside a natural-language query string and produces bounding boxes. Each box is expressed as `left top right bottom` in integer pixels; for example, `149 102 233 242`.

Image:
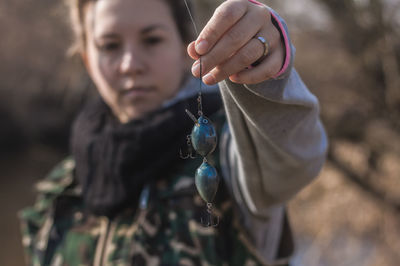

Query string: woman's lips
122 87 154 99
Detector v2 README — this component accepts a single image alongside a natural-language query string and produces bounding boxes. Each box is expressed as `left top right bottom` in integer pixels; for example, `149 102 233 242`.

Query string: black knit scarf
71 92 222 218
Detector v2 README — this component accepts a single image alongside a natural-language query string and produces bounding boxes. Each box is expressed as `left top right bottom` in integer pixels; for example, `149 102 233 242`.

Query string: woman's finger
200 16 282 85
192 6 269 78
187 41 199 60
202 33 267 84
229 38 285 84
194 0 248 55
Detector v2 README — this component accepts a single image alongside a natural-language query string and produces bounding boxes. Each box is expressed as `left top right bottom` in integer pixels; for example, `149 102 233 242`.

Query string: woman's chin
116 105 158 123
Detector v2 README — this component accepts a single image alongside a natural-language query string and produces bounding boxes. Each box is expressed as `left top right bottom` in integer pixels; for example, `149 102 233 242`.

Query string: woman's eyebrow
141 24 169 34
96 24 168 38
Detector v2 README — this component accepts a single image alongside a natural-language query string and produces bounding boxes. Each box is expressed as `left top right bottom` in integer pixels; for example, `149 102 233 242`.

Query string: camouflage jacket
20 159 266 266
19 113 288 266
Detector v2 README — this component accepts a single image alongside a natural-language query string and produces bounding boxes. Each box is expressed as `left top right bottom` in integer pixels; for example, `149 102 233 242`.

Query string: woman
20 0 327 265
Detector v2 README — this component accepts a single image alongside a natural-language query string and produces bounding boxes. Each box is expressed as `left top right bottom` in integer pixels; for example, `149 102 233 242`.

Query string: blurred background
1 0 399 265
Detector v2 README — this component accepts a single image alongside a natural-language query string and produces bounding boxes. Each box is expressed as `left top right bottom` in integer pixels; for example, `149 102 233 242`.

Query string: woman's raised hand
187 0 285 85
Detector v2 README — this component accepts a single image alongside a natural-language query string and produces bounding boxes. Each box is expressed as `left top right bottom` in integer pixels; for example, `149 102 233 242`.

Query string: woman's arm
187 2 327 262
188 0 328 217
219 66 328 216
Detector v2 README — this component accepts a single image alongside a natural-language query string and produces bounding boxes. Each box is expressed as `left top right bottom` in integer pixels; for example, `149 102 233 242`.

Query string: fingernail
195 39 208 55
191 61 200 76
203 73 215 84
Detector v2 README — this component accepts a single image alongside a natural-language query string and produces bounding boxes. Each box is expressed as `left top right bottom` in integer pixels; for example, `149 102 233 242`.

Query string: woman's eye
144 36 163 46
99 42 120 52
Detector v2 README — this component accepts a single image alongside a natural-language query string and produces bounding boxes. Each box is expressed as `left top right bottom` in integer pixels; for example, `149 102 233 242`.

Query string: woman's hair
66 0 196 55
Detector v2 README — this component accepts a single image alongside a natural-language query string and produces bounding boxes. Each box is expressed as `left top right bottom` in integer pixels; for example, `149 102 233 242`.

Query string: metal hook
200 203 219 227
180 135 196 159
180 149 195 159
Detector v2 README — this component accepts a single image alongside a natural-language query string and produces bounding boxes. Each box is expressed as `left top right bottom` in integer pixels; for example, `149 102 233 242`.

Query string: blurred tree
316 0 400 110
315 0 400 210
0 1 92 152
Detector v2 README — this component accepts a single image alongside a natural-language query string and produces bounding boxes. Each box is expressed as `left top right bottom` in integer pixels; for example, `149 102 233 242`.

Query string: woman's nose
119 50 145 75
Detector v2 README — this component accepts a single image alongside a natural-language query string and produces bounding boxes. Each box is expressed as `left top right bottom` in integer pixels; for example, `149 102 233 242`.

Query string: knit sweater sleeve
218 12 328 218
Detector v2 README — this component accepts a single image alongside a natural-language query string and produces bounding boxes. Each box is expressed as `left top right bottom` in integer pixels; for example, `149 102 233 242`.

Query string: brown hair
66 0 196 55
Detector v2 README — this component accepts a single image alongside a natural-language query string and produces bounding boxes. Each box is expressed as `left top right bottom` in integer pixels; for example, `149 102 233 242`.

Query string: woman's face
83 0 189 122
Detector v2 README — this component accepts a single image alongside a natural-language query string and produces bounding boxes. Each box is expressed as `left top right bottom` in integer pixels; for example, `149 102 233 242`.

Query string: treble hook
180 149 195 159
180 135 196 159
201 203 219 227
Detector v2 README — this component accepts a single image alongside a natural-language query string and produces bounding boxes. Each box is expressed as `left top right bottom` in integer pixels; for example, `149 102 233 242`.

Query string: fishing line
183 0 203 116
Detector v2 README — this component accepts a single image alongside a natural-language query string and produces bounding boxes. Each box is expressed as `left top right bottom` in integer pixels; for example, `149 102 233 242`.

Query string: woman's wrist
269 10 291 79
247 1 292 79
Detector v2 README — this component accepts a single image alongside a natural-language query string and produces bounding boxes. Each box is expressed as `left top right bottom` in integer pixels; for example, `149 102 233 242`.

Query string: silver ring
255 36 269 57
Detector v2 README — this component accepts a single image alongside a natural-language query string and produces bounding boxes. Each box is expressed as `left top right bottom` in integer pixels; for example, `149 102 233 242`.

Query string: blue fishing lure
182 109 220 227
182 0 220 227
